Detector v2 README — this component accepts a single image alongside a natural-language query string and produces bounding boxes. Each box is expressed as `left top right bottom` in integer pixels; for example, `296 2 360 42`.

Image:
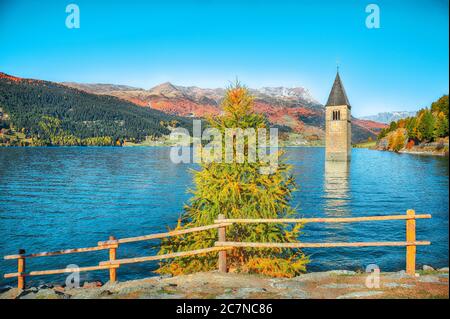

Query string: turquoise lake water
0 147 448 286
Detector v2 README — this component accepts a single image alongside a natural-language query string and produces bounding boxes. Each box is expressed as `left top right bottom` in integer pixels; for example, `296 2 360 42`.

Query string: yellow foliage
244 253 308 278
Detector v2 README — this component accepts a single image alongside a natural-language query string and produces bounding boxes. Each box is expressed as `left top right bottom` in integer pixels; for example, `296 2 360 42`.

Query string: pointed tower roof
326 71 350 108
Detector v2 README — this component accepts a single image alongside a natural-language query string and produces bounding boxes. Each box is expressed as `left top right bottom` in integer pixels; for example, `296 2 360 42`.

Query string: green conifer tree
157 83 308 277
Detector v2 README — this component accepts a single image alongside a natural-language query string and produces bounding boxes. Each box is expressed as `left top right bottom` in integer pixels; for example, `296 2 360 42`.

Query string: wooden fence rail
3 210 431 289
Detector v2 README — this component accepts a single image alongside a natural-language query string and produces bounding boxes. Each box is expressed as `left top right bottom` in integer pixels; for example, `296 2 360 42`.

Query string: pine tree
418 110 435 141
157 83 308 277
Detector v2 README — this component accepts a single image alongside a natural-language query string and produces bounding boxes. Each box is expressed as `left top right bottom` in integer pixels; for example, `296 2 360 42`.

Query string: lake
0 147 448 286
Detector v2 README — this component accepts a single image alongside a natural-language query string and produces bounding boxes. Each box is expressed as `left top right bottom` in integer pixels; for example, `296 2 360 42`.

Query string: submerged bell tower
325 70 351 161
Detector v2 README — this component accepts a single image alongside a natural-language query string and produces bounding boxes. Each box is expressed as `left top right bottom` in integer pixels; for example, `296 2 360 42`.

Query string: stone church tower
325 71 351 161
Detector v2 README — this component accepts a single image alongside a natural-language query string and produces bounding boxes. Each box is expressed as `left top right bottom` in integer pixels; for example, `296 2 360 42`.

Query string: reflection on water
324 161 350 217
0 147 448 285
322 161 351 242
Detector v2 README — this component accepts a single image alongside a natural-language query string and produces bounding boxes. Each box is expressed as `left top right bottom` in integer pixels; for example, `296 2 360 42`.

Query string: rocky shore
1 266 448 299
376 132 449 156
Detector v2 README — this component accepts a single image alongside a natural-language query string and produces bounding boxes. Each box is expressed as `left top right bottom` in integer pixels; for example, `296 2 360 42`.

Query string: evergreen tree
417 110 435 141
433 112 449 139
157 83 308 277
389 121 398 132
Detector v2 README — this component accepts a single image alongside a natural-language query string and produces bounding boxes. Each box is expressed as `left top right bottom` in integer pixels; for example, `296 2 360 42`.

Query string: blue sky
0 0 448 117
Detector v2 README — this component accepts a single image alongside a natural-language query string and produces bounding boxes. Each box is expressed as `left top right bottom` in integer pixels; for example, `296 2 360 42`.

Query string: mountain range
360 111 417 124
0 72 192 145
62 81 387 143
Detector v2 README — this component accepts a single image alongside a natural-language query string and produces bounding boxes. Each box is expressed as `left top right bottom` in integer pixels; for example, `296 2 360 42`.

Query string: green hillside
0 74 192 146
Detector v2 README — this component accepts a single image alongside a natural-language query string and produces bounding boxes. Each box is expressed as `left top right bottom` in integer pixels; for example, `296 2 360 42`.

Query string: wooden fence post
17 249 26 290
406 209 416 276
217 214 227 273
108 236 118 282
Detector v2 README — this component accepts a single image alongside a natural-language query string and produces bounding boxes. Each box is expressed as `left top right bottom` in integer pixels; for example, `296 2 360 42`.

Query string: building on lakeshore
325 71 351 161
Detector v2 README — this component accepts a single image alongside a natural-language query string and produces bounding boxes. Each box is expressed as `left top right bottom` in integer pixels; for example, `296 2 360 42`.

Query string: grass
353 140 377 149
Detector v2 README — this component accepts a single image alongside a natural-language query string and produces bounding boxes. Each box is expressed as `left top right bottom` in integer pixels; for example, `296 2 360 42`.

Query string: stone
18 292 37 299
336 291 384 299
0 285 13 294
320 283 364 289
422 265 434 271
418 275 440 283
327 270 357 276
216 287 267 299
83 281 103 289
279 289 309 299
38 284 53 290
53 285 65 293
438 267 449 272
270 280 306 289
384 270 410 280
99 290 114 297
35 289 68 299
293 272 333 282
383 282 415 289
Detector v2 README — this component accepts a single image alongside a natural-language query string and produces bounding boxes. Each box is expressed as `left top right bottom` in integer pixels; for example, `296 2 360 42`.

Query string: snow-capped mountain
256 87 319 104
361 111 417 124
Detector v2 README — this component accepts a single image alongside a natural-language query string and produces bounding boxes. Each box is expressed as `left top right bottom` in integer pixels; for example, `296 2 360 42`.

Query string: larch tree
157 83 308 277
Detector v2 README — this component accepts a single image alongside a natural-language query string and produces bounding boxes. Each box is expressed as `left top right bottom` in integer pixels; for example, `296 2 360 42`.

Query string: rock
216 287 267 299
99 290 114 297
0 288 21 299
38 284 53 290
438 267 449 272
53 285 65 293
422 265 434 271
384 270 410 280
35 289 68 299
19 292 37 299
327 270 357 276
320 283 364 289
279 289 309 299
293 272 333 282
336 291 384 299
270 280 306 289
383 283 415 289
83 281 103 289
418 275 440 283
0 285 13 294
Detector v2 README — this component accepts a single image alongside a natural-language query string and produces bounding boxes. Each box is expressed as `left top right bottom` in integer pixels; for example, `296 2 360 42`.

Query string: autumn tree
157 83 308 277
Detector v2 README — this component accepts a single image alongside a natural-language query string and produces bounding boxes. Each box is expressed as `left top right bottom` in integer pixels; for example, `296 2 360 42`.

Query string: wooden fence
3 210 431 289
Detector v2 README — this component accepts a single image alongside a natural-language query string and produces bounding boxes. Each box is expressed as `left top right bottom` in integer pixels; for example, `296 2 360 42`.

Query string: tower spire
326 70 350 108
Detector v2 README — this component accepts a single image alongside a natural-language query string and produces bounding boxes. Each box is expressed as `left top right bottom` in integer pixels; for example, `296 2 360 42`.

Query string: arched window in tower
332 110 341 121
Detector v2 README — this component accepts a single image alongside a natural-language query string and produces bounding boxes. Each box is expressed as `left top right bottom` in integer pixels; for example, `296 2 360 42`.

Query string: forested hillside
377 95 449 152
0 73 192 146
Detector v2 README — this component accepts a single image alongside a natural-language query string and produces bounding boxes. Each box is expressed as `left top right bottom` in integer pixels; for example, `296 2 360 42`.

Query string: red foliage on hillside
0 72 22 83
353 118 388 133
147 98 220 117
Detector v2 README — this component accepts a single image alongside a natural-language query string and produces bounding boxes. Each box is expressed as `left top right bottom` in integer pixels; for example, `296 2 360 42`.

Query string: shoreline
2 268 448 299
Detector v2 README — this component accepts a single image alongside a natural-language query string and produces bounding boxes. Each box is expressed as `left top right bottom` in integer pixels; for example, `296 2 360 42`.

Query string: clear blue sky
0 0 448 117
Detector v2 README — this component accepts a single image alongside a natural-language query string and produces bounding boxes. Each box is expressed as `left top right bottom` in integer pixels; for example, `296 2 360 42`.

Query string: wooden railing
3 210 431 289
